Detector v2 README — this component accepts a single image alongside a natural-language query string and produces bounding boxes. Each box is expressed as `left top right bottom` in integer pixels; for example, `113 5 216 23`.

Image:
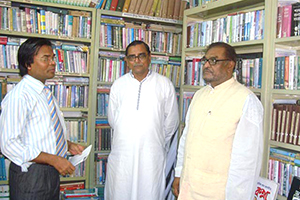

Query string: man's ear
225 60 233 72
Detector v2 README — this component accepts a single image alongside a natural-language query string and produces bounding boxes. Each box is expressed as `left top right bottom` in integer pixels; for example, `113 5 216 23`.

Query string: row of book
95 128 112 151
270 102 300 145
47 84 89 108
0 155 9 181
0 4 92 38
187 9 264 48
274 55 300 90
54 46 89 74
0 36 90 74
95 0 185 20
97 56 126 83
150 56 181 88
97 93 109 117
64 160 86 178
0 44 18 70
185 58 205 86
99 16 182 55
65 119 88 143
235 57 263 89
94 155 108 185
181 91 194 122
277 2 300 38
268 147 300 197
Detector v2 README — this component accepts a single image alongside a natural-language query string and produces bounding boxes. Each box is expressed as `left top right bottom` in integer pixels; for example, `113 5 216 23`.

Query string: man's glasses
126 53 148 62
40 56 57 63
201 56 231 66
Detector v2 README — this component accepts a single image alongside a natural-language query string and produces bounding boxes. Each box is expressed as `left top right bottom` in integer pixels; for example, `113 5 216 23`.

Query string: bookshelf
0 0 97 189
265 0 300 199
88 8 183 189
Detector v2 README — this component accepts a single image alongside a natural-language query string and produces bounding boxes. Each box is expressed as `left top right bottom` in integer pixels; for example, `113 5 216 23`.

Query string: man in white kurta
172 42 264 200
105 40 179 200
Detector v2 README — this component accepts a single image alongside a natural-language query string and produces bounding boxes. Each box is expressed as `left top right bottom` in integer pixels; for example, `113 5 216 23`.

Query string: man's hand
68 141 85 155
52 156 75 176
32 152 75 176
172 177 180 197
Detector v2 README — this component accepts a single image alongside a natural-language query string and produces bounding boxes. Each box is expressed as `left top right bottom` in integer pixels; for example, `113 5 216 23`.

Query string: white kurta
105 71 179 200
175 78 264 200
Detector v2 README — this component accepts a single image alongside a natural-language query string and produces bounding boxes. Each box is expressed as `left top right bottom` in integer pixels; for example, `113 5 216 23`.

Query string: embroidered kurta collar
129 69 152 82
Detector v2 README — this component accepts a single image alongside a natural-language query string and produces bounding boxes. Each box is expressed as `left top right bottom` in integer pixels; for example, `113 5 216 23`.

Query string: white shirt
0 75 67 172
175 85 264 200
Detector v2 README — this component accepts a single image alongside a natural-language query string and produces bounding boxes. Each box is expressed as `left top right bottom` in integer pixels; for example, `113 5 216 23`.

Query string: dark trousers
9 162 60 200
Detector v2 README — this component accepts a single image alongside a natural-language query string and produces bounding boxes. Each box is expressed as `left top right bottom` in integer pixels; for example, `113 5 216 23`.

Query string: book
133 0 142 14
167 0 174 19
179 0 187 20
144 0 154 16
109 0 119 11
288 176 300 200
116 0 125 11
254 177 279 200
173 0 181 20
60 181 85 191
137 0 148 15
282 4 292 38
127 0 137 13
122 0 131 12
291 2 300 36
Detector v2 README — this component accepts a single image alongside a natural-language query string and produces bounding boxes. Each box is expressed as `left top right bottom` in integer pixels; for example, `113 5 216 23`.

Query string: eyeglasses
40 56 57 63
126 53 148 62
201 56 231 66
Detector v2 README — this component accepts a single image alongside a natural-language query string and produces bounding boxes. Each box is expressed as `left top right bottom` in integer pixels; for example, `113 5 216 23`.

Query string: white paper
68 145 92 166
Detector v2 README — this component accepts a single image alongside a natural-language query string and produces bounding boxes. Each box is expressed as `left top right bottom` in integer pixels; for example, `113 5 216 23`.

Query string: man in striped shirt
0 38 85 200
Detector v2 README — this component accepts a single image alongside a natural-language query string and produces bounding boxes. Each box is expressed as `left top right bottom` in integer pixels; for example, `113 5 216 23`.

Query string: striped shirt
0 75 68 172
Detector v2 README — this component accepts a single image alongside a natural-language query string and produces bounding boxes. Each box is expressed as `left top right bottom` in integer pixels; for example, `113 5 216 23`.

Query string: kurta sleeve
174 107 190 177
163 81 179 145
225 93 264 200
108 84 117 129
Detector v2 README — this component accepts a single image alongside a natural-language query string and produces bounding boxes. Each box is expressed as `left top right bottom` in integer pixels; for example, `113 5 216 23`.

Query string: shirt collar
208 77 235 91
23 75 45 94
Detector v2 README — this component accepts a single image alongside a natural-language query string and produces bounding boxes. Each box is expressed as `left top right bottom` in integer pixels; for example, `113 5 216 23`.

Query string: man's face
125 44 151 81
202 46 234 87
27 45 56 84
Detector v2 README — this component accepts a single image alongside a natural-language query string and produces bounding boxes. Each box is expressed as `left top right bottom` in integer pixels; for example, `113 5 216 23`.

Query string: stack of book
60 181 85 192
62 188 99 200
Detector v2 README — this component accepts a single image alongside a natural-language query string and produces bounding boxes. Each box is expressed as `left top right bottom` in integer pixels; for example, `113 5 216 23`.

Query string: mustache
133 64 143 67
203 69 212 73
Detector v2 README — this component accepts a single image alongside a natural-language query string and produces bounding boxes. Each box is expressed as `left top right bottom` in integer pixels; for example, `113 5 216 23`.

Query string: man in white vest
172 42 264 200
